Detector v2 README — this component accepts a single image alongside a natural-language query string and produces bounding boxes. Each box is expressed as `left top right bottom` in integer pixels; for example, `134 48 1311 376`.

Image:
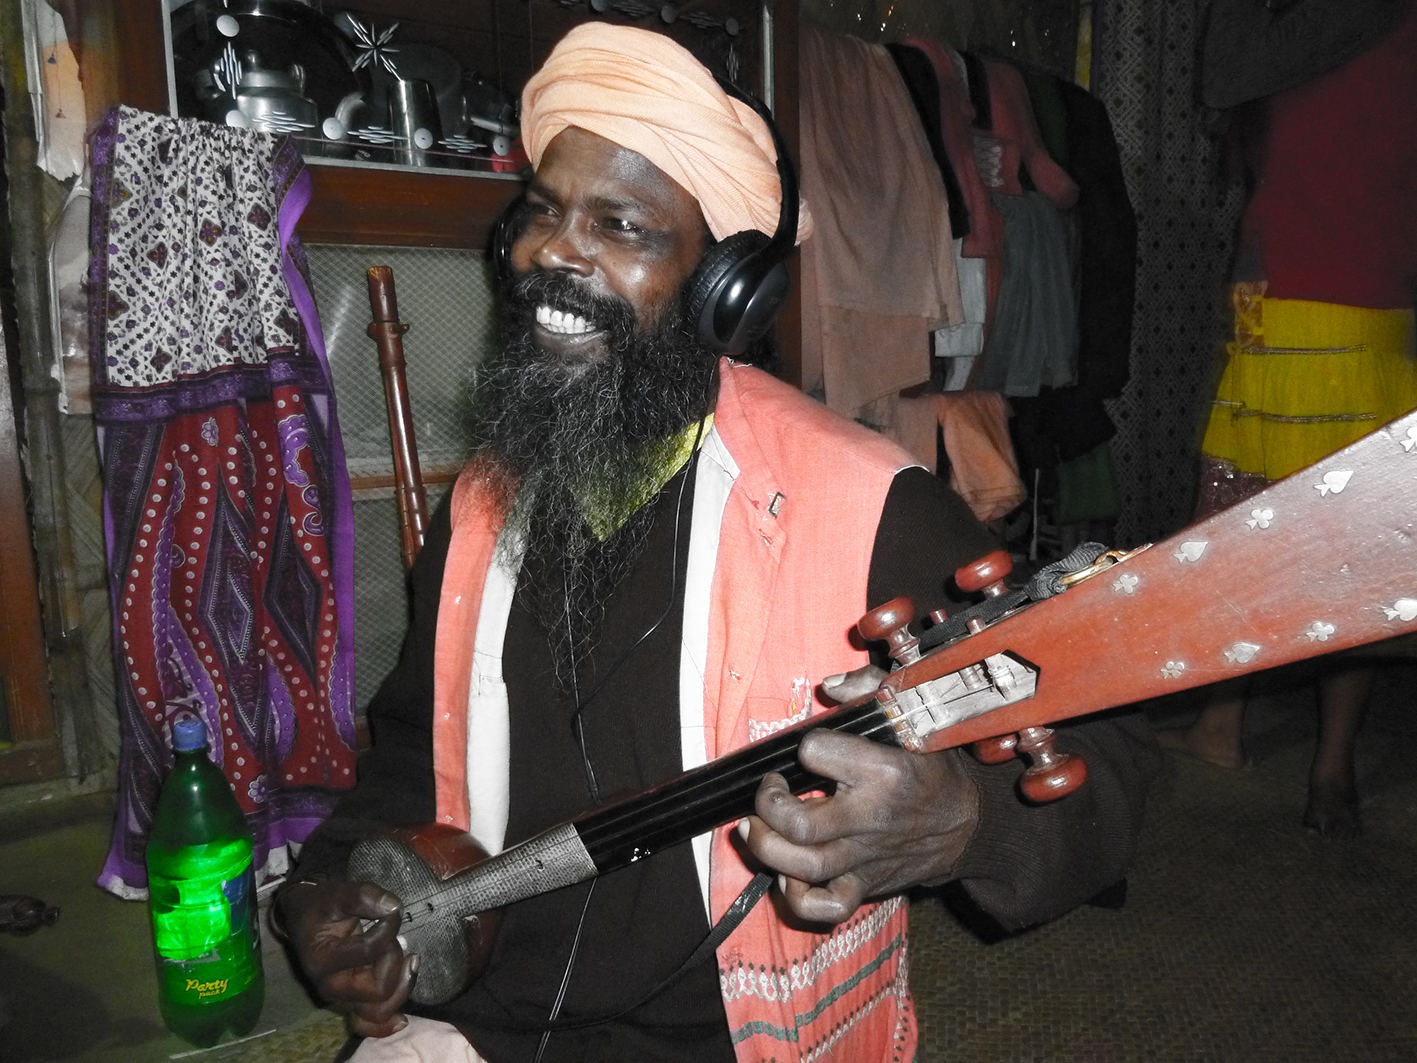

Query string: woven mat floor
240 722 1417 1063
912 662 1417 1063
10 667 1410 1063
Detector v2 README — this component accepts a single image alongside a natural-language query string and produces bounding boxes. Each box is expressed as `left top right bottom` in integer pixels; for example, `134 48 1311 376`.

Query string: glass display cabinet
71 0 796 249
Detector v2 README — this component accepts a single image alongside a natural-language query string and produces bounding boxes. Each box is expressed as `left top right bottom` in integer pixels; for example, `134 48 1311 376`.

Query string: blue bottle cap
172 716 208 752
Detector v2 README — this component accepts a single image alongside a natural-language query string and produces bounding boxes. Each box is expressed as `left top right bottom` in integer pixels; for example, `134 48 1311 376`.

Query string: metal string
393 693 961 918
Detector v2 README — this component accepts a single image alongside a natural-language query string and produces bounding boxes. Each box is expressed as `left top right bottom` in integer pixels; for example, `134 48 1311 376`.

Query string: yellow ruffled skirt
1201 284 1417 481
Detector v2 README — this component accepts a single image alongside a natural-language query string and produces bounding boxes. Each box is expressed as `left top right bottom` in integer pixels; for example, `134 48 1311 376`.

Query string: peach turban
520 24 813 244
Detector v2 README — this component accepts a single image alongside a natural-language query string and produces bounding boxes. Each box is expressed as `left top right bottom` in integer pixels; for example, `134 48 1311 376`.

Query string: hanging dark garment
1200 0 1413 109
962 51 993 129
1012 68 1139 464
886 43 971 240
969 190 1078 398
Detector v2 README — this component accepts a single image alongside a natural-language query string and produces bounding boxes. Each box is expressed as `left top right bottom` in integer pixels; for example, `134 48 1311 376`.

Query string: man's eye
602 217 642 235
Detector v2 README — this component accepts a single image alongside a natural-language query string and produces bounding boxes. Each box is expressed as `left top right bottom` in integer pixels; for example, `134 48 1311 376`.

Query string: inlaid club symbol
1315 470 1353 497
1245 508 1274 530
1114 573 1140 594
1402 426 1417 453
1160 661 1185 679
1224 642 1261 664
1305 621 1336 642
1174 541 1208 563
1382 599 1417 622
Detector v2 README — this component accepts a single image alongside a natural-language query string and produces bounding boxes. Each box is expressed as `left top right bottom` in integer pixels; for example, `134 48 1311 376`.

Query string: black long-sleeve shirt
295 465 1159 1062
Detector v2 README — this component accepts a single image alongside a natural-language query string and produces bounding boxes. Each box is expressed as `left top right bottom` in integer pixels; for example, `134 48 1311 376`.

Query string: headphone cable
568 415 705 801
543 416 706 1055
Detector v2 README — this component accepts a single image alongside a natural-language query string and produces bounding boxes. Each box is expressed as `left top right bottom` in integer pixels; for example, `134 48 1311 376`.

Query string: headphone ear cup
686 230 772 353
491 195 528 284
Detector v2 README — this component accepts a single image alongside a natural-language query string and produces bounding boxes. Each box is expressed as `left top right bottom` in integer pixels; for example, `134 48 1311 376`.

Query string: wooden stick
366 266 429 569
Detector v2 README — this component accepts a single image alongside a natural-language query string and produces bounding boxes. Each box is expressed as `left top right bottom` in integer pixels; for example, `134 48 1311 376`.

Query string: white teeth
535 304 595 335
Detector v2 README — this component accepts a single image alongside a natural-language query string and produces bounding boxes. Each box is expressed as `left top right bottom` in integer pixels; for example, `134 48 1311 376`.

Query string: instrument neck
574 697 897 871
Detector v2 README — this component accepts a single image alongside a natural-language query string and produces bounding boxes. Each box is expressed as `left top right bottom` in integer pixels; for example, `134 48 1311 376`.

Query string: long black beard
469 270 719 692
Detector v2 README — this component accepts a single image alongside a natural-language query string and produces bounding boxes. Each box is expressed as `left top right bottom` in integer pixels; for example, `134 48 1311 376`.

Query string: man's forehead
533 126 703 219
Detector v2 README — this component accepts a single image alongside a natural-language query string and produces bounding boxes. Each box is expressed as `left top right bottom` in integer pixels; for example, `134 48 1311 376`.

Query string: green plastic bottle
146 716 264 1047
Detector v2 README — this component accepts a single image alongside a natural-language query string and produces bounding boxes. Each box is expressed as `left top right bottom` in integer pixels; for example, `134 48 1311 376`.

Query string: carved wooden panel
0 286 60 783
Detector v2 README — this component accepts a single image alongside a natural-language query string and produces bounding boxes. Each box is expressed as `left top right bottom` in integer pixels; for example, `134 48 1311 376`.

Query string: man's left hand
738 730 979 925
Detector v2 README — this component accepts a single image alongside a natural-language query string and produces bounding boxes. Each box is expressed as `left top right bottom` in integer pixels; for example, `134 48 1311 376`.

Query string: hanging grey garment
1201 0 1412 109
969 191 1078 397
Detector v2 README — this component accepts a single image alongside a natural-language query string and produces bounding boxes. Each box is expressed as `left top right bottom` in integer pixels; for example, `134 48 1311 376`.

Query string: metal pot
172 0 365 142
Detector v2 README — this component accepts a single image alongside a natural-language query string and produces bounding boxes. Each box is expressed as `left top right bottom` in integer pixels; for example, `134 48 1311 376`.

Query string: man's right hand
276 878 417 1038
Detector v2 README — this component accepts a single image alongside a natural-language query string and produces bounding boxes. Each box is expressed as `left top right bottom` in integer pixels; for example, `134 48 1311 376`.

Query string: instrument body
349 696 915 1004
351 408 1417 1006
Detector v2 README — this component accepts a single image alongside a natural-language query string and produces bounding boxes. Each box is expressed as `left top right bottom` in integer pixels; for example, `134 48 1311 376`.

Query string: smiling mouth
535 304 597 336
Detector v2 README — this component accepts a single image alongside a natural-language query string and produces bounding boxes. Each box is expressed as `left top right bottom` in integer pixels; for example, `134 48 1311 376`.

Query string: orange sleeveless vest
431 360 919 1062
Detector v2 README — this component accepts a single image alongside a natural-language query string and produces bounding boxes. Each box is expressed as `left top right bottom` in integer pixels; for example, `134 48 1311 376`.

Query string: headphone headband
714 76 798 256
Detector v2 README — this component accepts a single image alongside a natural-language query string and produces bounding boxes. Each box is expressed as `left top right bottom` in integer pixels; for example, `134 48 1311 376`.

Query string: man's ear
683 229 790 355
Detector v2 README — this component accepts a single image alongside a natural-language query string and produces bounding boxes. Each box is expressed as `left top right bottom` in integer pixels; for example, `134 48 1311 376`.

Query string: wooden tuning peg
956 549 1013 598
971 733 1020 764
856 596 921 666
1016 726 1088 802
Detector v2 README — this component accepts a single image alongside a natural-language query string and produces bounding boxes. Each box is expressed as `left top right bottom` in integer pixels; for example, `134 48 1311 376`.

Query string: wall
2 0 1243 810
302 244 497 708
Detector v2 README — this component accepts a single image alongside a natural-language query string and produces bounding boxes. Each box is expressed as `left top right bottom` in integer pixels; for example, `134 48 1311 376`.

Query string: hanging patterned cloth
89 107 357 897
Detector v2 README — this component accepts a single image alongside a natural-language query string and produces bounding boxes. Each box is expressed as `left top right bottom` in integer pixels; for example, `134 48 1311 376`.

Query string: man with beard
275 24 1158 1063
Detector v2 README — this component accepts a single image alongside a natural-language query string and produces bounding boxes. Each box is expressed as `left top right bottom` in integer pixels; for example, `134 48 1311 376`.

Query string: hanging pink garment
951 53 1080 335
980 59 1079 208
904 38 1005 261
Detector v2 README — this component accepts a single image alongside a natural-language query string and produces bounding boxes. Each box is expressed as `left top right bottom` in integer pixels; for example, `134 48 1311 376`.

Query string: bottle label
150 842 261 1005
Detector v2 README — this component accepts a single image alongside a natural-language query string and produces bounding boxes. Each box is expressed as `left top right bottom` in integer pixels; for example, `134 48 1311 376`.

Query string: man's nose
528 216 594 277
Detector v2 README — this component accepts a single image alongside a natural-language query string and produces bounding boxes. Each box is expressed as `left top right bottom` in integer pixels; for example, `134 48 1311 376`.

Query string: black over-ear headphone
491 77 799 357
684 78 799 355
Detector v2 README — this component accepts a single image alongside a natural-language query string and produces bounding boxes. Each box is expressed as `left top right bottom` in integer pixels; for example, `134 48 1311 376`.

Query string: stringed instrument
349 408 1417 1006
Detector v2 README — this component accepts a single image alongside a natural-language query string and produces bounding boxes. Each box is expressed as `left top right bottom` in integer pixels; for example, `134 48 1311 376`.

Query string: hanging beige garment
798 28 963 418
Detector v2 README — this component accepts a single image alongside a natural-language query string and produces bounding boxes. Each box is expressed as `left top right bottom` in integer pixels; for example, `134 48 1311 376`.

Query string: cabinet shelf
301 157 520 248
75 0 783 251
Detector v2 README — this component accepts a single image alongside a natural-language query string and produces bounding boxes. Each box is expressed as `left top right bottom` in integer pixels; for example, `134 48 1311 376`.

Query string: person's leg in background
1305 661 1374 839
